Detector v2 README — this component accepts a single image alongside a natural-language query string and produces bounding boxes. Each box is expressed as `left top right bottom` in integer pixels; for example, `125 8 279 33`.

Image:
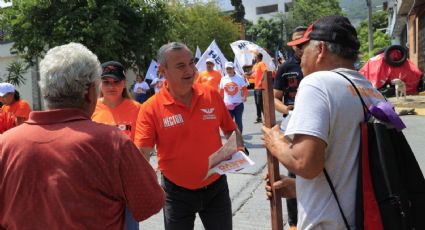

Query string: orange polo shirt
135 83 237 189
196 70 222 92
1 99 31 121
252 61 267 89
92 98 142 142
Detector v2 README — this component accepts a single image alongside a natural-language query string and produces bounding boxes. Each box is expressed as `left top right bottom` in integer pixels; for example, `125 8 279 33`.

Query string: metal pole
367 0 374 54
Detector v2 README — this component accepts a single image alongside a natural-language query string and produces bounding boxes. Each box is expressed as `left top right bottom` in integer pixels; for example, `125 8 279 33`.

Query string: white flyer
206 151 255 178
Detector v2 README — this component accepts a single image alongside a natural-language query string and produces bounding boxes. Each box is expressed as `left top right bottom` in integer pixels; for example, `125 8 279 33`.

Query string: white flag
230 40 275 71
145 60 158 81
195 46 202 60
196 40 228 76
233 56 244 77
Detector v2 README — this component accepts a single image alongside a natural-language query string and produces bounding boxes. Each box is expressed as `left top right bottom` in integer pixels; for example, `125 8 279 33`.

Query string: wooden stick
262 71 283 230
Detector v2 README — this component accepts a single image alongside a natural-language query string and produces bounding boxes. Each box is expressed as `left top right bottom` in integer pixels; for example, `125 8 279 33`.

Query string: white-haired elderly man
0 42 164 229
263 16 386 229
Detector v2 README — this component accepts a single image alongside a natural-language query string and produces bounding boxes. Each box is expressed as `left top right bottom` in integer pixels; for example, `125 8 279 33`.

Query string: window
256 4 278 15
284 2 293 12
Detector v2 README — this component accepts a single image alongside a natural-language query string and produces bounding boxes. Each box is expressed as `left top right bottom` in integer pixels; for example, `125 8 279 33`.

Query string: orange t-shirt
135 83 237 189
1 99 31 121
196 70 222 91
252 61 267 89
91 98 142 142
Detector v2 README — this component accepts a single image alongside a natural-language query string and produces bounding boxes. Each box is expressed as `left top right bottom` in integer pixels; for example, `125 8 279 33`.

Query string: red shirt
135 84 236 189
0 109 164 230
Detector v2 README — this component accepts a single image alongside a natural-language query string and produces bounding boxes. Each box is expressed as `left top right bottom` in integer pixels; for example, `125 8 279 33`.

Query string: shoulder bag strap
323 71 371 230
334 71 370 122
324 169 351 230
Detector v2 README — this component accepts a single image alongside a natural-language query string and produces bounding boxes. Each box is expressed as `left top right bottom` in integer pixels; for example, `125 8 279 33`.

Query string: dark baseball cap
287 15 360 51
101 61 126 81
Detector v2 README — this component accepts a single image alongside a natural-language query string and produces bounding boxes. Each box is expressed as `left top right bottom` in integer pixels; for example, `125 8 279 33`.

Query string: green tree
167 1 239 59
230 0 245 23
246 17 283 52
269 0 342 50
1 0 171 70
292 0 342 27
2 60 27 86
358 11 391 63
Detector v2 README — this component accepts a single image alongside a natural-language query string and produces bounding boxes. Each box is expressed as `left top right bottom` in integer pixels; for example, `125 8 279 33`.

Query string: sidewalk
388 95 425 116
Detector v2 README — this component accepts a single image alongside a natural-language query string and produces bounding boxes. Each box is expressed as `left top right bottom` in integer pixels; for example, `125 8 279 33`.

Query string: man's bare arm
273 89 293 115
139 147 154 161
223 128 244 149
262 125 326 179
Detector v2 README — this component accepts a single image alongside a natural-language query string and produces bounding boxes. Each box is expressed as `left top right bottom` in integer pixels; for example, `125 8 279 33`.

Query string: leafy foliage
245 0 342 52
357 10 391 63
230 0 245 23
291 0 342 28
2 60 27 86
166 1 239 59
246 17 283 53
1 0 171 70
340 0 384 24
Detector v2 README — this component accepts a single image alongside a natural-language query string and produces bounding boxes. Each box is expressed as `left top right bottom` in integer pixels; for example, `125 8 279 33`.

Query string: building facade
387 0 425 73
243 0 293 23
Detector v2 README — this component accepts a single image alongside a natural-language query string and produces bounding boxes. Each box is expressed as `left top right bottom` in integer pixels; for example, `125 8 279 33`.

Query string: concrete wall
243 0 292 23
0 42 35 110
1 41 142 110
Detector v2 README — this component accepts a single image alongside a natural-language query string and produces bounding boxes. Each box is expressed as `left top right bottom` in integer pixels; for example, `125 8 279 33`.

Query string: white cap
225 62 234 69
0 83 15 97
206 58 215 64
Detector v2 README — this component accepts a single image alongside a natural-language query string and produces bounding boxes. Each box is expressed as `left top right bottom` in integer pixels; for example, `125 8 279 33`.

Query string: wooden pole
262 71 283 230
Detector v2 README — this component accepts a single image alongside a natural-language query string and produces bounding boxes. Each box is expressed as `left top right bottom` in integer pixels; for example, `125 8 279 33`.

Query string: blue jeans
161 175 232 230
135 93 147 104
125 206 139 230
228 103 244 133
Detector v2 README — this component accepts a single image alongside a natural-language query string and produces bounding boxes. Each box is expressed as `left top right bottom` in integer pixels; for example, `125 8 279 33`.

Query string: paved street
140 90 425 230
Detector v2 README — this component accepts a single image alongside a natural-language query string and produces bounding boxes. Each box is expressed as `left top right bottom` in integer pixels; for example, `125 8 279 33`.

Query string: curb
395 107 425 116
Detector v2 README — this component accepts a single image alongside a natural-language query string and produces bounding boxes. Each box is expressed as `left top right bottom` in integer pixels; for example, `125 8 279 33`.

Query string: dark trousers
254 89 263 120
161 175 232 230
125 206 139 230
228 103 244 133
135 93 147 104
286 171 298 226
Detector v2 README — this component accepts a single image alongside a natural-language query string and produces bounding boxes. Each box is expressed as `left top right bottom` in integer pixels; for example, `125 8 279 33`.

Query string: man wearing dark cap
263 16 386 229
273 26 307 230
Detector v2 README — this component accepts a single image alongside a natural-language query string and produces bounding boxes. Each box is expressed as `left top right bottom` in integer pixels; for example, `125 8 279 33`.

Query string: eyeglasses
101 79 122 86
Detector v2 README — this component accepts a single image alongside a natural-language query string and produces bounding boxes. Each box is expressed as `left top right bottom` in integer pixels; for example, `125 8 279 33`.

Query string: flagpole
262 71 283 230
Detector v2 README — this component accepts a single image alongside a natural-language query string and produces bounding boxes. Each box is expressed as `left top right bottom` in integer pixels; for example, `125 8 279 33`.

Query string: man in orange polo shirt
196 57 222 92
135 42 244 230
245 53 267 123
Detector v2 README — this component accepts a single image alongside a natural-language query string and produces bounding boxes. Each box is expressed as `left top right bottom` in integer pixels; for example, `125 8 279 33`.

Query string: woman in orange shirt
91 61 142 230
0 83 31 125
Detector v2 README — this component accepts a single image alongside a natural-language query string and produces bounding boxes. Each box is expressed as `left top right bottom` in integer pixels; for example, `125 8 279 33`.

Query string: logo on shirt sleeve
201 108 216 120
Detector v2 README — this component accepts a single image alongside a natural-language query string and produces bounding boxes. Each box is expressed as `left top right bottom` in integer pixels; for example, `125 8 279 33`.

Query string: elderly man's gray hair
310 40 359 60
39 42 101 109
157 42 192 67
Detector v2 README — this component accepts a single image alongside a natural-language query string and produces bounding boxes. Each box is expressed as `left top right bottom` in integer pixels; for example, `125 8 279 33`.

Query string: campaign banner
230 40 276 71
196 40 228 76
195 46 202 60
145 60 158 81
233 56 245 77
